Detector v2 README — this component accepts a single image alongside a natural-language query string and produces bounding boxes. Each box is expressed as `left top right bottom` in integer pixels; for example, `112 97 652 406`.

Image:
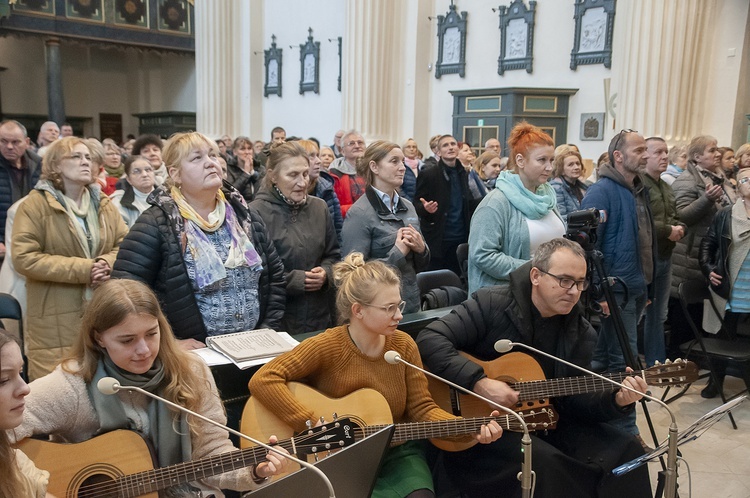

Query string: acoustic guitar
241 381 554 466
428 351 699 449
16 420 355 498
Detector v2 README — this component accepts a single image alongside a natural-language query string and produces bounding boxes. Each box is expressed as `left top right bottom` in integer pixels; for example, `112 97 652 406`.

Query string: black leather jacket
699 206 731 299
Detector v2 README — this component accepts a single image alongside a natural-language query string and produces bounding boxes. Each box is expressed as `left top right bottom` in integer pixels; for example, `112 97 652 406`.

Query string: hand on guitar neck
614 367 648 407
473 377 520 408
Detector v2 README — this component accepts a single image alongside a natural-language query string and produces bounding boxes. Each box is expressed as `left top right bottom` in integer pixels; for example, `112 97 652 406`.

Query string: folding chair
455 243 469 290
674 280 750 429
0 293 26 381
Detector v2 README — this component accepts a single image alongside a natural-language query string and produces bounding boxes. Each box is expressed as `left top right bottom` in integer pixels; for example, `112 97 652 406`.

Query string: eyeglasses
131 167 154 176
64 153 92 162
612 129 638 154
345 140 365 148
364 300 406 317
538 269 589 291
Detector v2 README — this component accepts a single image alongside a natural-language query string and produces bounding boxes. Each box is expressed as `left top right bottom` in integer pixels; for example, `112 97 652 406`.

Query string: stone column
45 37 65 125
195 0 264 139
609 0 716 142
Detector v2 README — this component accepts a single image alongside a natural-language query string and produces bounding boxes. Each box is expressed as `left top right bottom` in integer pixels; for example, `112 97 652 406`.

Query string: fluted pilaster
195 0 263 139
610 0 715 142
342 0 409 141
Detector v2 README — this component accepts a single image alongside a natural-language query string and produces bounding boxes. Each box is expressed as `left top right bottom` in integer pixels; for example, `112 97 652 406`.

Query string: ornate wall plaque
435 4 467 79
570 0 616 69
264 35 283 98
580 112 605 141
299 27 320 95
497 0 535 75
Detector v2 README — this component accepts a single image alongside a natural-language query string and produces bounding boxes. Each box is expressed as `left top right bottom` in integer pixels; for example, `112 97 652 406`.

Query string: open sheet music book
199 329 297 369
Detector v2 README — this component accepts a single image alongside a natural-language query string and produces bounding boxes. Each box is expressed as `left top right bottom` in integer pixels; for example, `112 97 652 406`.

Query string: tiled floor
638 375 750 498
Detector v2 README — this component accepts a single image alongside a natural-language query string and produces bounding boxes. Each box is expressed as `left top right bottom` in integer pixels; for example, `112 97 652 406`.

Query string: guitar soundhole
74 473 119 498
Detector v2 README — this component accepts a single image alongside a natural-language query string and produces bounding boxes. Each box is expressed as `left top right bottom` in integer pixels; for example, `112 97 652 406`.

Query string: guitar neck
361 414 521 443
512 370 639 400
113 439 292 497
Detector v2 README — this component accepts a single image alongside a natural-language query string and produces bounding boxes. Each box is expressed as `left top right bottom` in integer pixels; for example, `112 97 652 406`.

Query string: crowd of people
1 116 749 497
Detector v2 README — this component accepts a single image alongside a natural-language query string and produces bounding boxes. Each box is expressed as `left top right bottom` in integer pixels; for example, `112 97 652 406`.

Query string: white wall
261 0 345 146
0 36 196 140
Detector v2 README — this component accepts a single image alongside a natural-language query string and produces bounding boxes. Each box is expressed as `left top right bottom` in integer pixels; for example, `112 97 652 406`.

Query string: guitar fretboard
76 438 298 497
359 414 524 443
511 371 643 400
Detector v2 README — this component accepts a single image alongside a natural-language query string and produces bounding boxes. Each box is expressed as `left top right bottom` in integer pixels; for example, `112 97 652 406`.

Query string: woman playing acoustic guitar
249 252 502 498
11 279 288 497
0 330 55 498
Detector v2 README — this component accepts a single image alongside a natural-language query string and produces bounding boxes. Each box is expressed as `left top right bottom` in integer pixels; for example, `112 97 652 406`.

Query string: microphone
96 377 336 498
494 340 678 498
384 351 535 498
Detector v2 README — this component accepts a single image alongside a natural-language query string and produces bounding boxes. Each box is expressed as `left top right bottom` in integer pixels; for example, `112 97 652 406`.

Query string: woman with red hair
467 122 564 293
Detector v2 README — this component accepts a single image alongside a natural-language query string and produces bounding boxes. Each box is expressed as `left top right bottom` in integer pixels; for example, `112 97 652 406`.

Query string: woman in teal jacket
468 123 564 294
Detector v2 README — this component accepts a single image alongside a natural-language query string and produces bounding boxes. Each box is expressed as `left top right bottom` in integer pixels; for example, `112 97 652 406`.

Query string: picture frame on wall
299 28 320 95
570 0 616 69
264 35 282 98
497 0 536 75
435 4 467 79
580 112 605 141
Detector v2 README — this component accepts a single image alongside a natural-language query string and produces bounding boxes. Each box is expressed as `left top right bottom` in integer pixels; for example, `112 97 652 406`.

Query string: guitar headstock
293 417 362 456
644 359 700 386
516 407 558 432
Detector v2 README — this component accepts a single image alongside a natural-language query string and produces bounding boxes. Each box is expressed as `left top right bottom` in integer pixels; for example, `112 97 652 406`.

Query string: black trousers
439 418 652 498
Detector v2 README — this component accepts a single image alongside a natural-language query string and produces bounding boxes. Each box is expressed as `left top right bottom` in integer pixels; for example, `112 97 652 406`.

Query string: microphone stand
384 351 535 498
97 377 336 498
494 340 678 498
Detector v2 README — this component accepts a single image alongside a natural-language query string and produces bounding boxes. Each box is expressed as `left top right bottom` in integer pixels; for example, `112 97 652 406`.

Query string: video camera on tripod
564 208 606 251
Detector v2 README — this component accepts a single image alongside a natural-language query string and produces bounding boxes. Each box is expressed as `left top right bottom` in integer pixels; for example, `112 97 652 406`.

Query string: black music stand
248 425 394 498
612 396 747 497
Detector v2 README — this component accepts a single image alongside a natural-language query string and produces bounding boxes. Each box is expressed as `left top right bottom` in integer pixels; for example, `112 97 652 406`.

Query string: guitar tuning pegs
306 420 313 429
654 360 661 366
332 412 338 420
665 359 672 365
675 358 683 363
319 416 326 425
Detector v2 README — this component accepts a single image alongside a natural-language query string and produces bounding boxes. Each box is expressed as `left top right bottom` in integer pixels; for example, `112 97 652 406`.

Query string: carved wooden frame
264 34 282 98
435 4 467 79
497 0 536 75
570 0 616 70
299 27 320 94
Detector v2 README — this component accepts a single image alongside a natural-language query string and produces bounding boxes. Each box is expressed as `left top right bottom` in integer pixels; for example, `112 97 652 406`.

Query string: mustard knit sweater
248 325 456 431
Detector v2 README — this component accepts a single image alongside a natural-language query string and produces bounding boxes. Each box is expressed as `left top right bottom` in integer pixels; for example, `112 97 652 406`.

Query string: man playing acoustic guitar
417 237 653 498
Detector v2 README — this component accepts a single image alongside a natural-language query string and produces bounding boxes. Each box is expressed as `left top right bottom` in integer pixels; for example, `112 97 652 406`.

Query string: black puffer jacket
417 262 632 422
112 182 286 342
0 151 42 243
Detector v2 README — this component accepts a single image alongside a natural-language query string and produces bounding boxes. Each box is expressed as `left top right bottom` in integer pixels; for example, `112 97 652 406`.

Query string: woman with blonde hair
550 145 588 220
250 141 340 334
468 122 563 293
734 143 750 170
12 137 128 380
249 252 501 498
112 131 285 347
471 150 502 194
12 280 288 496
342 140 429 313
661 144 688 185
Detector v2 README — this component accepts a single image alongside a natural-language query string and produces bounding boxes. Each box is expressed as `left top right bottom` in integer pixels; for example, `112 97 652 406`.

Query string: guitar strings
68 429 332 497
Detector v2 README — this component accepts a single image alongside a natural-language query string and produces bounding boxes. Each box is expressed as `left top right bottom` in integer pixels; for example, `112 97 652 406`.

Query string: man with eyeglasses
641 137 686 368
580 129 655 449
0 120 42 260
417 237 651 498
329 129 366 217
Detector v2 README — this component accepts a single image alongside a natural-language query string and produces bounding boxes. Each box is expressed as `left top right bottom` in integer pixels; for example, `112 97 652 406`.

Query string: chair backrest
456 243 469 288
678 279 711 307
416 269 463 296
